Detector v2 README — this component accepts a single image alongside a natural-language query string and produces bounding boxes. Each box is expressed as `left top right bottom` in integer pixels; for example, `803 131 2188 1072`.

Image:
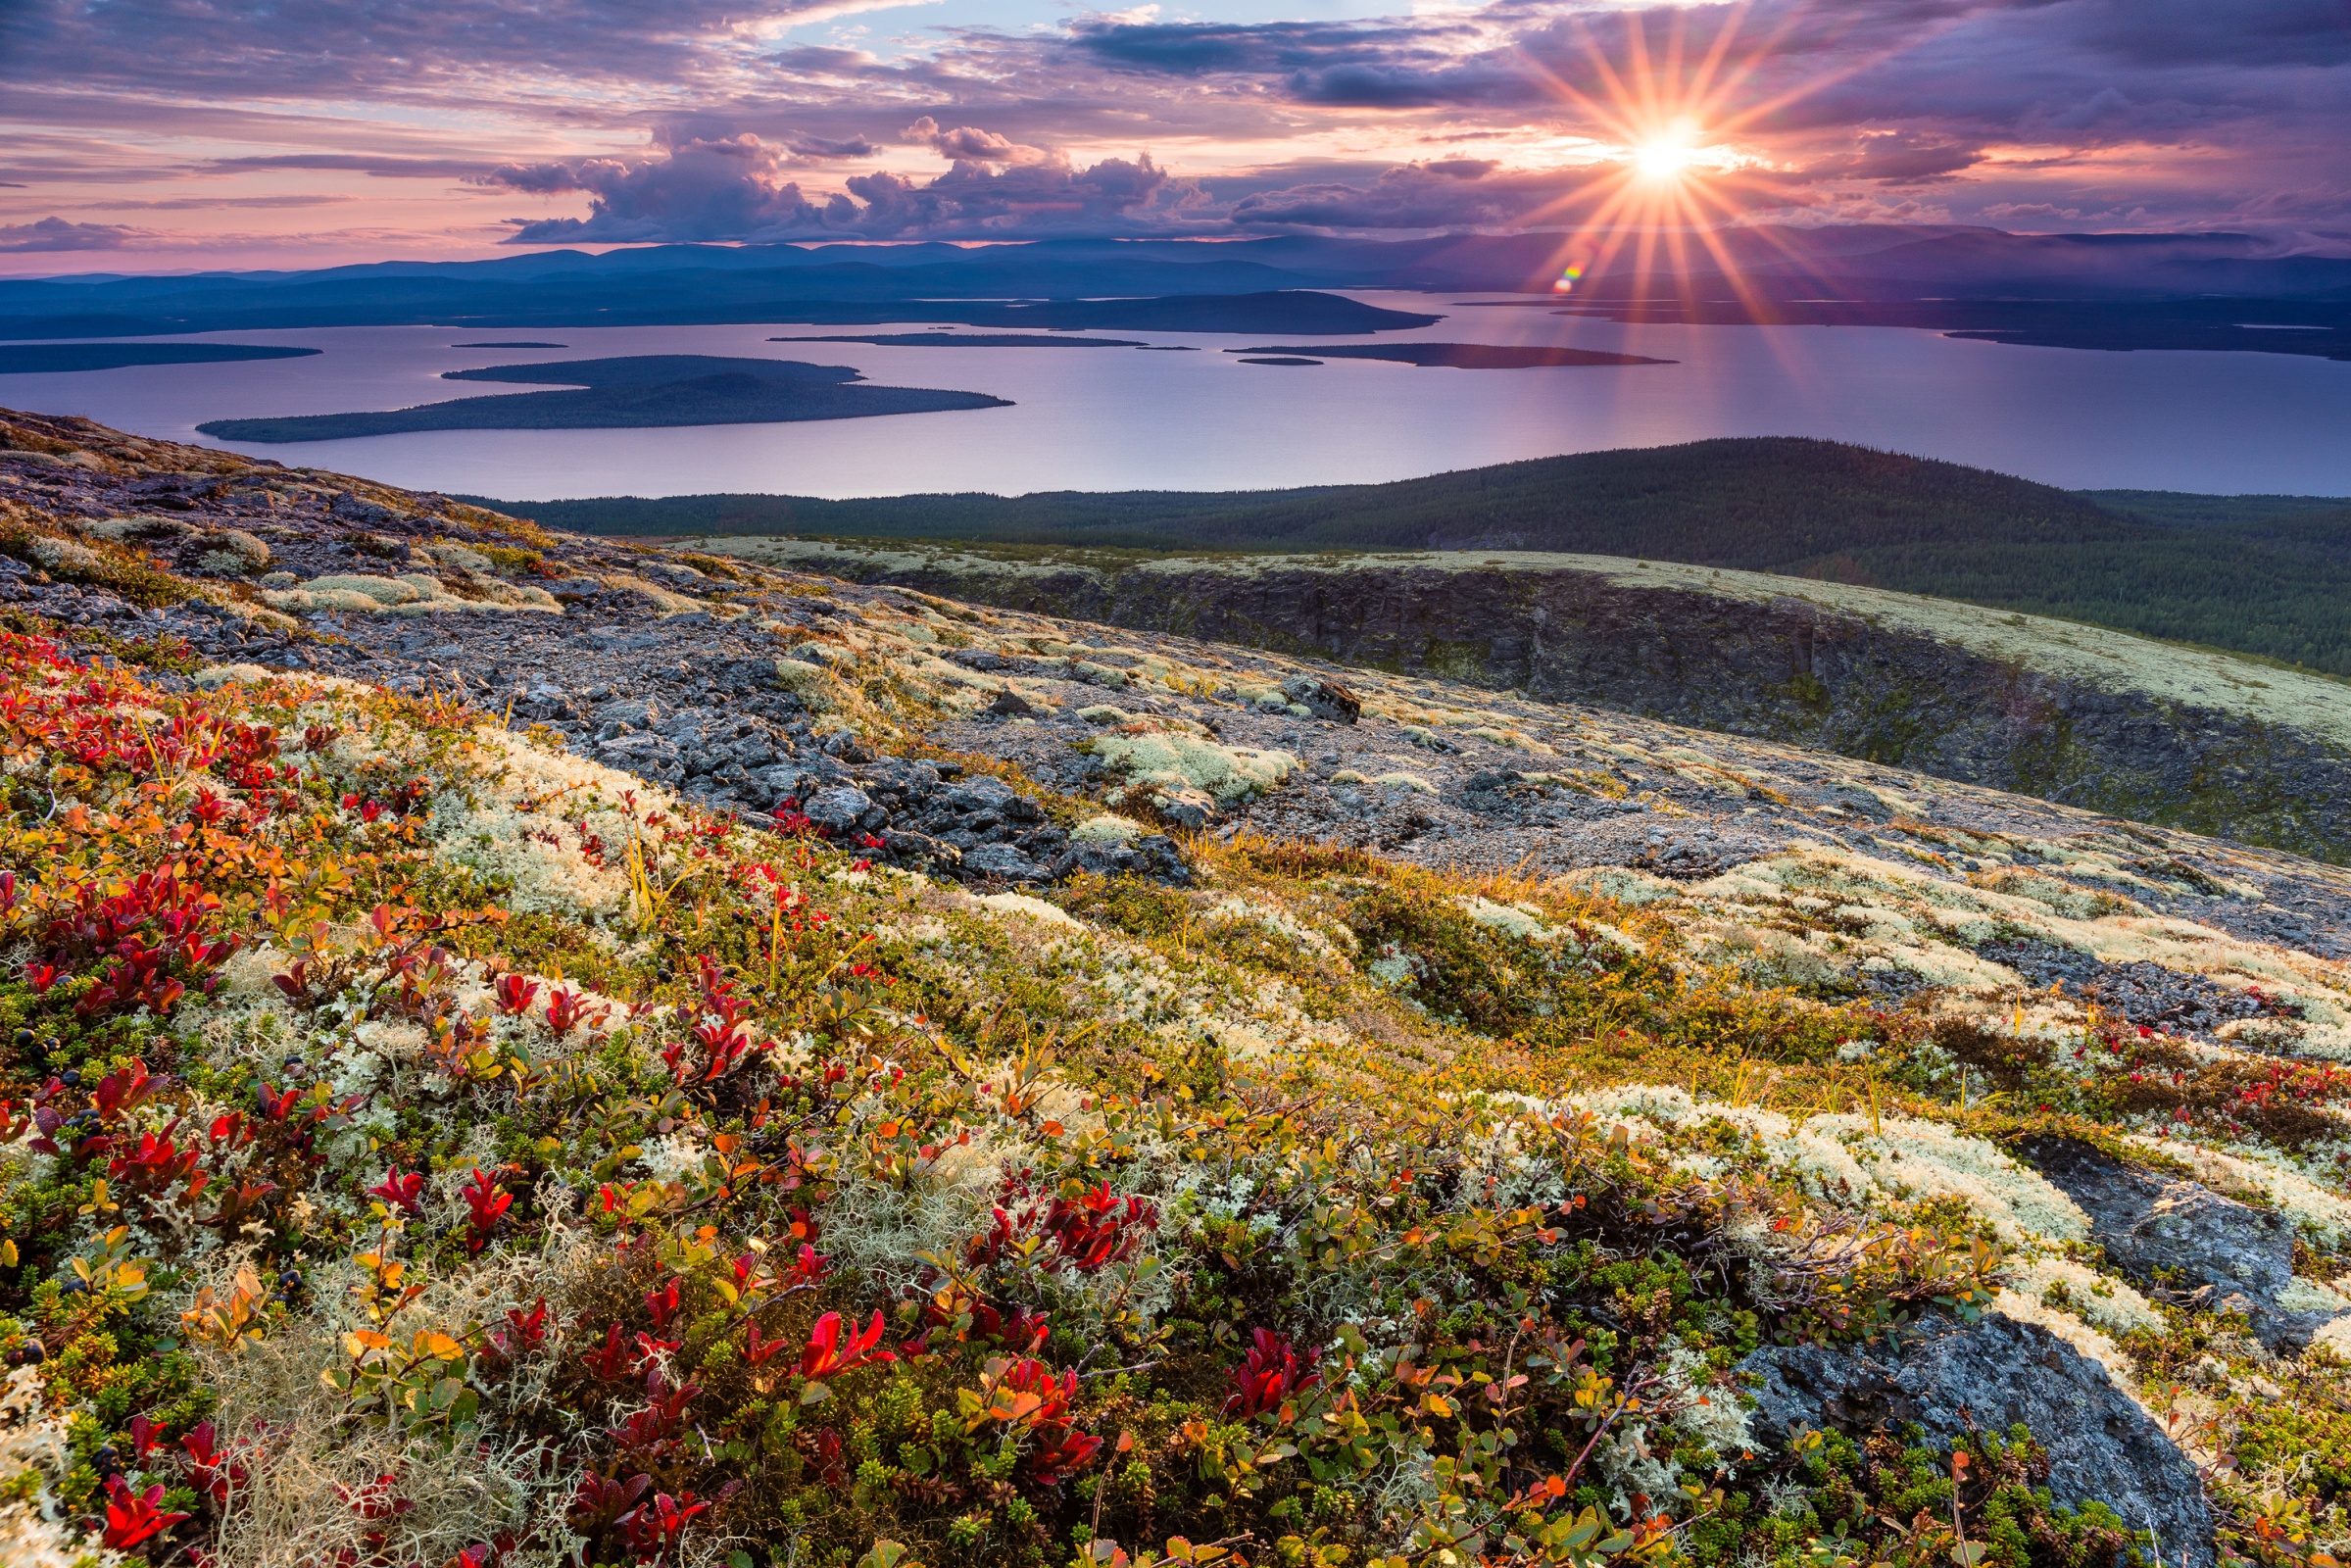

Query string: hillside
480 438 2351 676
689 537 2351 866
3 406 2349 1568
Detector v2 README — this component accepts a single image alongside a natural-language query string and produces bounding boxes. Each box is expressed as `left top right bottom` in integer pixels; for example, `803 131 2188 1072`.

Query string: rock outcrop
723 541 2351 866
2019 1137 2347 1352
1744 1315 2215 1567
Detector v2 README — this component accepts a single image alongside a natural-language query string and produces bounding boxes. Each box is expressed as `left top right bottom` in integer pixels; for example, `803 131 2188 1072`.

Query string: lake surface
8 290 2351 499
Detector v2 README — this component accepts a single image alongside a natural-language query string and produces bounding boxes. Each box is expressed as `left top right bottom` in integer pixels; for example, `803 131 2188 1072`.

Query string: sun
1630 123 1703 181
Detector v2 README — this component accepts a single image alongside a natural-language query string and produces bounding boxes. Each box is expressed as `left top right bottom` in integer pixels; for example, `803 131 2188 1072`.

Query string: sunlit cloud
0 0 2346 267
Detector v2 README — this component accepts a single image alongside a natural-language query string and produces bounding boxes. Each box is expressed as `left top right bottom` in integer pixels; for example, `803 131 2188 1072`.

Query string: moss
0 519 195 608
1419 637 1491 683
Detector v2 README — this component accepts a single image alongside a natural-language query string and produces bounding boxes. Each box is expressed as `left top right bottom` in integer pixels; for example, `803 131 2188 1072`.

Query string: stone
986 690 1035 716
960 843 1044 881
1151 787 1218 829
594 698 659 729
1742 1314 2213 1567
2017 1137 2338 1351
1282 673 1362 724
881 829 959 869
803 786 876 836
942 775 1018 815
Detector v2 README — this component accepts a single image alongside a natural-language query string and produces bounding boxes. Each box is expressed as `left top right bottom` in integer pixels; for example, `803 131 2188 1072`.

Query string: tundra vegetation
0 421 2348 1568
484 440 2351 677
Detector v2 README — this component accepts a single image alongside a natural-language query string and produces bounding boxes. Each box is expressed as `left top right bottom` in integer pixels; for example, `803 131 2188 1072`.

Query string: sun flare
1631 126 1703 180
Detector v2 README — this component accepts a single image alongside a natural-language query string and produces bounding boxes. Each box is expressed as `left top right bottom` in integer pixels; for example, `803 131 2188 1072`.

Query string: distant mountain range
475 436 2351 678
4 226 2346 356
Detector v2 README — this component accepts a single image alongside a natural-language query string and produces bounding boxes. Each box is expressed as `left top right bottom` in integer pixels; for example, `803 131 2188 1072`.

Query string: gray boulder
1742 1313 2212 1567
1151 787 1218 830
594 697 659 730
596 732 674 763
803 786 878 836
960 843 1044 881
2018 1137 2340 1352
1282 673 1362 724
942 775 1018 815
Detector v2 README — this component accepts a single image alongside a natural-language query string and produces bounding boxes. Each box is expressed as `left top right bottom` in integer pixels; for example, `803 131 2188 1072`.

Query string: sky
2 0 2348 273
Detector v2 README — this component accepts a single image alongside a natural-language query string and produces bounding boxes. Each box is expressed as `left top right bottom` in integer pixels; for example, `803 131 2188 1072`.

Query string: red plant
41 868 239 1019
800 1309 894 1380
568 1471 651 1536
1223 1327 1322 1420
619 1491 708 1561
489 1298 548 1360
643 1279 680 1331
462 1168 512 1252
368 1168 425 1216
545 986 595 1035
1041 1182 1157 1272
91 1061 158 1122
108 1123 205 1201
100 1477 190 1548
492 973 539 1016
742 1321 789 1368
584 1322 631 1381
608 1368 699 1455
987 1358 1103 1482
180 1420 242 1507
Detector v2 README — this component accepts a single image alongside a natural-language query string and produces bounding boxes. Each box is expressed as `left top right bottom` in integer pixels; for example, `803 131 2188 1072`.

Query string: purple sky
2 0 2347 271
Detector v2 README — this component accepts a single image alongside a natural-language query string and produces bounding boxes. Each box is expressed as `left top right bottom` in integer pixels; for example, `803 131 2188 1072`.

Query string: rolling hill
477 437 2351 675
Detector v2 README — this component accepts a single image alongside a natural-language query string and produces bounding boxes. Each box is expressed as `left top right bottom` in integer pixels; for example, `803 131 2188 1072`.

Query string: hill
478 437 2351 675
2 403 2348 1568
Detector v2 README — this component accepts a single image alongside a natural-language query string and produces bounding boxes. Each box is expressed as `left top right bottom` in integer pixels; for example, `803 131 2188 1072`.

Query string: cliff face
710 541 2351 864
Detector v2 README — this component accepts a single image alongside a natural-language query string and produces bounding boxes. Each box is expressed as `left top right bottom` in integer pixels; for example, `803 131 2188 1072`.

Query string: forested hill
475 437 2351 676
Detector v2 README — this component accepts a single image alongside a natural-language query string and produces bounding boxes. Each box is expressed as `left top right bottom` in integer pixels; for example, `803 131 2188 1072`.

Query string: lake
8 291 2351 499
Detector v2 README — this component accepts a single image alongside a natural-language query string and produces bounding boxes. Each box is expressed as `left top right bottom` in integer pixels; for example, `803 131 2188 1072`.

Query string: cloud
1231 160 1568 230
8 0 2351 260
80 194 356 211
1830 131 1989 184
904 117 1052 166
204 154 501 179
485 130 1190 241
484 135 824 242
0 216 138 251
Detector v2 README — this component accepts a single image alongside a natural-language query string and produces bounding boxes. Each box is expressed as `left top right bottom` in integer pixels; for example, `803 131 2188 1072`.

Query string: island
756 291 1442 335
193 354 1009 442
0 343 320 374
1226 342 1674 368
768 333 1148 349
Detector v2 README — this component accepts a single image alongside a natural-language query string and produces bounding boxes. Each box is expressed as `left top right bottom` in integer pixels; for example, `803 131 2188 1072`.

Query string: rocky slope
3 405 2349 1568
710 539 2351 868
